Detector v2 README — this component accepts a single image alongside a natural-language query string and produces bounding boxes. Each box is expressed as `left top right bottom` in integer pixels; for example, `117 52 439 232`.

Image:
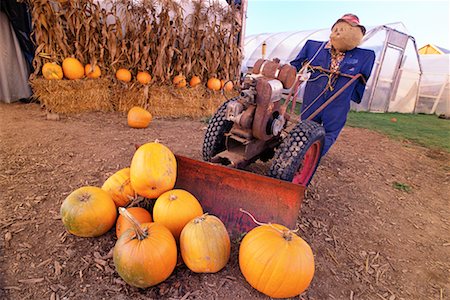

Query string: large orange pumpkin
113 208 177 288
116 69 132 82
189 76 201 88
62 57 84 80
173 73 187 88
101 168 135 207
130 142 177 199
127 107 152 129
85 64 101 79
60 186 117 237
136 71 152 84
42 62 63 80
116 207 152 238
153 189 203 240
207 77 221 91
239 223 315 298
180 213 230 273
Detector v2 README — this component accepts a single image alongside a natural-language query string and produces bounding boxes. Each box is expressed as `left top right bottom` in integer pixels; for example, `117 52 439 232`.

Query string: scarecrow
291 13 376 157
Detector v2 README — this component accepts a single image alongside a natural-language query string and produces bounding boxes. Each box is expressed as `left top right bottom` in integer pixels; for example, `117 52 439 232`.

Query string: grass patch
346 111 450 152
392 181 412 193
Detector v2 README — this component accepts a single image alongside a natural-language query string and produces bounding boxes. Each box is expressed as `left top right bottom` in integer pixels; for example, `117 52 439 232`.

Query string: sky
244 0 450 50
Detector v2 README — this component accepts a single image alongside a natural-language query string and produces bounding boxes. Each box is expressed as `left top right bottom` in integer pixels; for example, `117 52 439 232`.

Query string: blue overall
290 40 376 156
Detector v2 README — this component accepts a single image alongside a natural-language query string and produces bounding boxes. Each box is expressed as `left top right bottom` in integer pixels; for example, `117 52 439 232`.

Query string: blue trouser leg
320 102 349 156
300 99 349 157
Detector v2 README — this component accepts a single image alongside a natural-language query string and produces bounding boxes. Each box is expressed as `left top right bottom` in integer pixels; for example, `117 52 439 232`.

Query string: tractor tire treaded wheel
268 120 325 184
202 97 237 161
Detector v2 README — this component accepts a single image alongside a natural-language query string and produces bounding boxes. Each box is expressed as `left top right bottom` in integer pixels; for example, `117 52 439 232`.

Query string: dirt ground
0 102 449 300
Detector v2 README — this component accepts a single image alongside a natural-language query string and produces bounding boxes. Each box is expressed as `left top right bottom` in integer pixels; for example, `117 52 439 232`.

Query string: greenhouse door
369 46 404 112
368 30 409 112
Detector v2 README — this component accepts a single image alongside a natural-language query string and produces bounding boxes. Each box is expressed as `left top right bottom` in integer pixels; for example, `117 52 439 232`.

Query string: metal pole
239 0 248 51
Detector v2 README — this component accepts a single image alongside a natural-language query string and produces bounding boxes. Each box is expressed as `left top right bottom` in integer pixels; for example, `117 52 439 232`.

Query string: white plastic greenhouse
243 23 450 116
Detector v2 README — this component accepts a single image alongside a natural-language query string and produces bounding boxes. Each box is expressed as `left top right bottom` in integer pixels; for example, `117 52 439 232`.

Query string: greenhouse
243 23 450 116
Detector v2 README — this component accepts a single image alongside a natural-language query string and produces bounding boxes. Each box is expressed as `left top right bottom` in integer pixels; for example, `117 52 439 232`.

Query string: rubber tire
268 120 325 185
202 97 237 161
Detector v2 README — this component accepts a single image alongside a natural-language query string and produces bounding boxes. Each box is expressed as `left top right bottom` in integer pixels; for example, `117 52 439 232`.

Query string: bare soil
0 102 449 300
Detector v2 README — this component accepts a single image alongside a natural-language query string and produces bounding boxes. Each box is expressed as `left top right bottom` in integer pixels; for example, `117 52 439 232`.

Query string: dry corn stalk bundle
29 0 241 80
28 0 242 116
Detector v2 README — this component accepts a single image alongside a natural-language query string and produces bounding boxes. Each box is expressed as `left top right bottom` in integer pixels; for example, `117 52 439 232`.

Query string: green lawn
346 111 450 152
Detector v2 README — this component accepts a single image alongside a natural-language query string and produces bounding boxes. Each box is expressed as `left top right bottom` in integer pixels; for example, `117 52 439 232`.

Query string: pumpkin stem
239 208 296 239
118 207 147 240
194 212 209 224
79 192 91 202
239 208 267 226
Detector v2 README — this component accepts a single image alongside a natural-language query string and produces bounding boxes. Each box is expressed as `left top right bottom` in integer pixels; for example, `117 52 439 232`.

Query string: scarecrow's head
330 13 366 52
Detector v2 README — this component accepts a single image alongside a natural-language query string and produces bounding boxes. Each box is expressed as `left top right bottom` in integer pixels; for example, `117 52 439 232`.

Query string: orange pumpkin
173 73 187 88
127 107 152 129
180 213 230 273
239 223 315 298
153 189 203 240
207 77 221 91
101 167 135 207
62 57 84 80
60 186 117 237
114 208 177 288
223 80 234 92
42 62 63 80
130 142 177 199
85 64 101 79
137 71 152 84
189 76 201 88
116 68 132 82
116 207 152 238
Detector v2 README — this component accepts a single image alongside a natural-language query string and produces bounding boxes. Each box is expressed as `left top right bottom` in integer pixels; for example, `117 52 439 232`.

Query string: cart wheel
202 97 236 161
268 120 325 186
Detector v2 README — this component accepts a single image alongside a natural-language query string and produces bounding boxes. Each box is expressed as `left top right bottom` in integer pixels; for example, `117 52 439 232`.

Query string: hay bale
30 78 237 119
30 78 113 113
113 84 237 119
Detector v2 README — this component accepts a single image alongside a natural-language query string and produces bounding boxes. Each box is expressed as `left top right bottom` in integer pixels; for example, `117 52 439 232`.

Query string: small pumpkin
137 71 152 84
101 167 135 207
207 77 221 91
116 68 132 82
60 186 117 237
127 107 152 129
130 142 177 199
114 208 177 288
85 64 101 79
62 57 84 80
173 73 187 88
223 80 234 92
116 207 152 238
189 76 201 88
153 189 203 240
238 210 315 298
180 213 230 273
42 62 63 80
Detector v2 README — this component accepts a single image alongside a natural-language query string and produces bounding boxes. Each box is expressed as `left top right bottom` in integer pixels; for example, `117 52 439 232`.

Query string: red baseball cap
332 13 366 35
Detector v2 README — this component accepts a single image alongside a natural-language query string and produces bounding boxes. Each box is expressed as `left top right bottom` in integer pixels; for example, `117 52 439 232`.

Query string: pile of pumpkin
60 141 315 298
42 58 233 91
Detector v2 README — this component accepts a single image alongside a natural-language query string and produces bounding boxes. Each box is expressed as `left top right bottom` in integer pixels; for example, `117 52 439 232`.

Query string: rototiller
175 59 364 237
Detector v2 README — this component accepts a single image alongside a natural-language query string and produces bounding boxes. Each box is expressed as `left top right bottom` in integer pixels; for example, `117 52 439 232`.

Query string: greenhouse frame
242 23 450 116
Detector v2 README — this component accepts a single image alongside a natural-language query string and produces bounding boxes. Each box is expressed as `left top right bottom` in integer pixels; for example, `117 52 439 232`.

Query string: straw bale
30 78 238 119
30 78 113 114
113 84 237 119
